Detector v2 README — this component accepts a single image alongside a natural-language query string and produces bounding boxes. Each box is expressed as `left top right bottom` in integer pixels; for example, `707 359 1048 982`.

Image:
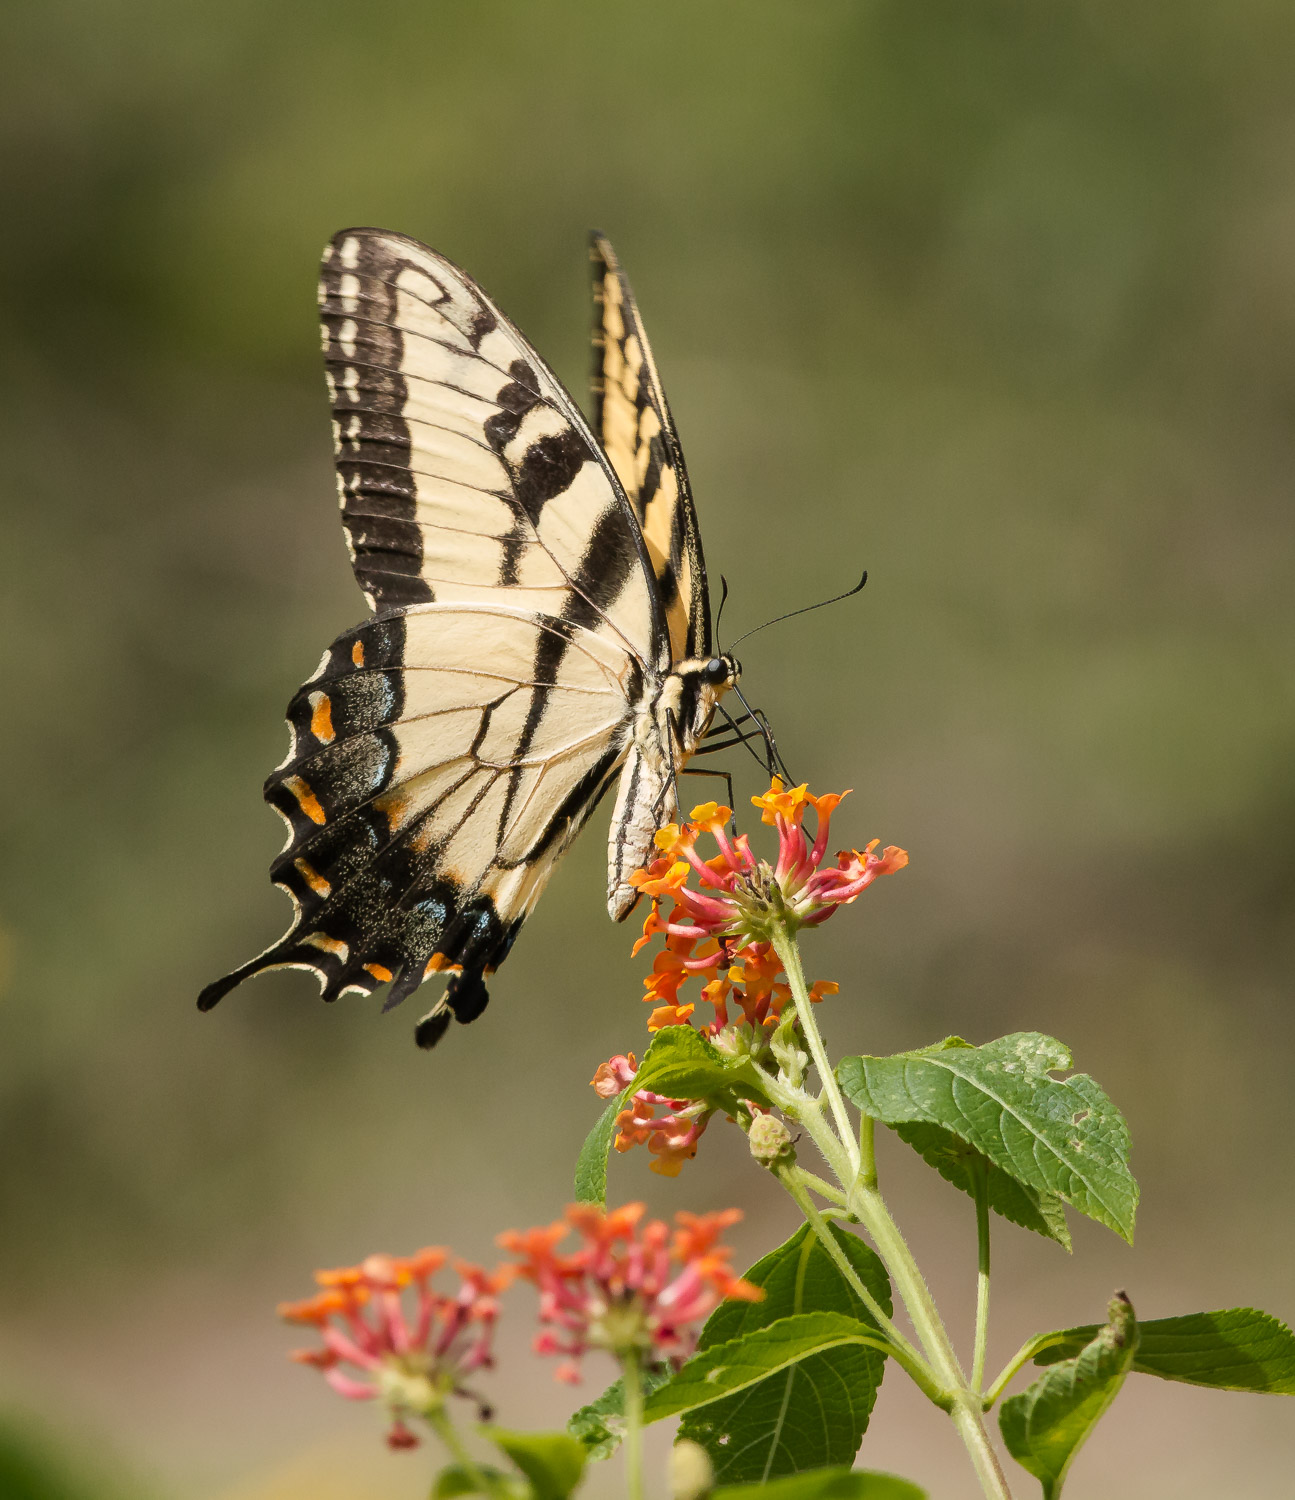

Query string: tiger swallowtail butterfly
199 229 745 1048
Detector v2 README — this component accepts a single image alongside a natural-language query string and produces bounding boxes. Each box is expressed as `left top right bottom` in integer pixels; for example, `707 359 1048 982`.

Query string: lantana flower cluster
596 781 907 1175
279 1249 510 1450
498 1201 762 1383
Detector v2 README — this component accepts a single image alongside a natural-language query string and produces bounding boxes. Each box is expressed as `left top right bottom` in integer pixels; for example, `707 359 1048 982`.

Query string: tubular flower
278 1249 511 1449
625 781 906 1033
499 1202 761 1383
614 1091 715 1176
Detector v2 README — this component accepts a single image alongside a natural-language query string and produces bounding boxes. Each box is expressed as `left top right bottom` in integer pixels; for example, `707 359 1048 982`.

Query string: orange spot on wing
293 858 331 898
302 932 348 959
309 692 335 744
374 791 409 833
364 962 393 983
351 640 365 668
284 776 327 825
425 953 463 975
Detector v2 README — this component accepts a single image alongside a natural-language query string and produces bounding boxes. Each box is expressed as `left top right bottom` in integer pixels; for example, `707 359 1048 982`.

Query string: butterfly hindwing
197 603 641 1037
589 233 712 662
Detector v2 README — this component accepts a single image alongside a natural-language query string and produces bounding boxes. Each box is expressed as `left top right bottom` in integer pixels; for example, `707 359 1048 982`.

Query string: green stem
773 923 1015 1500
622 1349 644 1500
775 1159 936 1386
793 1166 851 1210
981 1332 1070 1410
972 1159 992 1394
429 1409 501 1500
858 1110 878 1190
770 927 858 1164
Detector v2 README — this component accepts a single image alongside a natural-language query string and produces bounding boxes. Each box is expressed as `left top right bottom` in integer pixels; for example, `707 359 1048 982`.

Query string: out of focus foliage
1 2 1292 1496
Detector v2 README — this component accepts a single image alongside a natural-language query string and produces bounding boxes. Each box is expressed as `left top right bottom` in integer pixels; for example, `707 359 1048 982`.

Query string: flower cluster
597 783 907 1173
279 1249 510 1450
499 1201 762 1383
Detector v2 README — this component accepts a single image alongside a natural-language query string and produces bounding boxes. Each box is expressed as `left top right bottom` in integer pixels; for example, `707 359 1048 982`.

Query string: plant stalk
972 1159 992 1394
775 922 1015 1499
622 1348 644 1500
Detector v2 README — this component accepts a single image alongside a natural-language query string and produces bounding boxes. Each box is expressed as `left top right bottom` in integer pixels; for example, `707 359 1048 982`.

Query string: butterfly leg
679 764 736 817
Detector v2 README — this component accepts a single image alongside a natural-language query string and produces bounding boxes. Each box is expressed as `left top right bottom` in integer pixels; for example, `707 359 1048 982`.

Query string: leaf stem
622 1348 644 1500
981 1332 1070 1410
772 921 1015 1499
792 1166 851 1210
858 1110 878 1190
774 1159 937 1390
972 1157 992 1394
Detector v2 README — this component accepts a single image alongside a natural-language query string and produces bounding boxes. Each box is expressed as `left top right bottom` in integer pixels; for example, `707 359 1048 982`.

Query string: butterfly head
701 654 741 690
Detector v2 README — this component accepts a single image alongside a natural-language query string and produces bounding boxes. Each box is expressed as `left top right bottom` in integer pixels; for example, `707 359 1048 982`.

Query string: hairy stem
982 1332 1070 1410
775 1159 935 1385
774 923 1015 1499
972 1159 992 1394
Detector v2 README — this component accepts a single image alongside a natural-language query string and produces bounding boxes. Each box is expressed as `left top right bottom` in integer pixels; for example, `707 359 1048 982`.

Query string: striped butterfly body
199 229 740 1048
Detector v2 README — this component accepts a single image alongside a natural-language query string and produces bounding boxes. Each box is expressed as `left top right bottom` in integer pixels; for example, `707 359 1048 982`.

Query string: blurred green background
2 1 1293 1496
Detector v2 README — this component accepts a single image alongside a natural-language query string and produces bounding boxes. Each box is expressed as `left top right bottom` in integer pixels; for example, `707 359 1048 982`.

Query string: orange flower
500 1202 761 1381
278 1248 509 1449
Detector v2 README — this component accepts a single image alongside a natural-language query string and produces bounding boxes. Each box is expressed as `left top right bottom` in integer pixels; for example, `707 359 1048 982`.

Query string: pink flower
279 1249 512 1449
498 1203 762 1382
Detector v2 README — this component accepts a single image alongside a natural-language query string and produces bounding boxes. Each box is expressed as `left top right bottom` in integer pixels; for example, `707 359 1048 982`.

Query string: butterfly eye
703 657 729 685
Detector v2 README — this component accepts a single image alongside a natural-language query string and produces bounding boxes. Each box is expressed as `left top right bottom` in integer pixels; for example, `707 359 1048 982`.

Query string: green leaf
433 1463 528 1500
644 1312 892 1424
574 1093 628 1207
678 1222 893 1483
567 1366 673 1460
631 1025 770 1106
838 1033 1137 1242
712 1467 927 1500
481 1428 587 1500
999 1294 1138 1499
1032 1307 1295 1394
892 1121 1071 1249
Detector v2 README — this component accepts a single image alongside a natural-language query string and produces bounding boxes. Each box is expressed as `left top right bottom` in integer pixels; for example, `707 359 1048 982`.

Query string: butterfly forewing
321 228 665 666
589 233 711 662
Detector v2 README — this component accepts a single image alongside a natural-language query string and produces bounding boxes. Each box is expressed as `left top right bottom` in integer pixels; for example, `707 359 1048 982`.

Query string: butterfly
198 228 760 1048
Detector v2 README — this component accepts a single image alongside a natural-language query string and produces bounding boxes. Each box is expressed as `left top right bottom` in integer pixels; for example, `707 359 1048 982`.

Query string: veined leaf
712 1467 926 1500
644 1312 892 1424
678 1222 892 1483
567 1366 672 1460
893 1122 1071 1249
631 1025 770 1105
1033 1307 1295 1394
838 1034 1137 1242
481 1428 586 1500
1000 1294 1138 1499
574 1093 629 1207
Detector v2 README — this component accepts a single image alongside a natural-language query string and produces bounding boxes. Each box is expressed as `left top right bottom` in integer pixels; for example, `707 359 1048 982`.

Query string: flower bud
747 1112 795 1167
669 1439 715 1500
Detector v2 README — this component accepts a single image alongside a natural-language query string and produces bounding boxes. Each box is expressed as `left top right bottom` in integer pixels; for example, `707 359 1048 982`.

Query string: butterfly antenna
715 574 731 653
729 570 868 650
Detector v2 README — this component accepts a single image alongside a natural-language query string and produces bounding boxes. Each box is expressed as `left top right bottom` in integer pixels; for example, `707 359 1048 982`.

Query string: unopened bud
747 1112 794 1167
669 1439 714 1500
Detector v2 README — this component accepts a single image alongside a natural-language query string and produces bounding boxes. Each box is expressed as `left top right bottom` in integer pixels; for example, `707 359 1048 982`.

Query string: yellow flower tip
751 780 812 826
687 800 732 833
654 822 684 851
808 980 840 1003
882 846 909 872
647 1002 695 1032
649 1155 687 1178
808 789 850 816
